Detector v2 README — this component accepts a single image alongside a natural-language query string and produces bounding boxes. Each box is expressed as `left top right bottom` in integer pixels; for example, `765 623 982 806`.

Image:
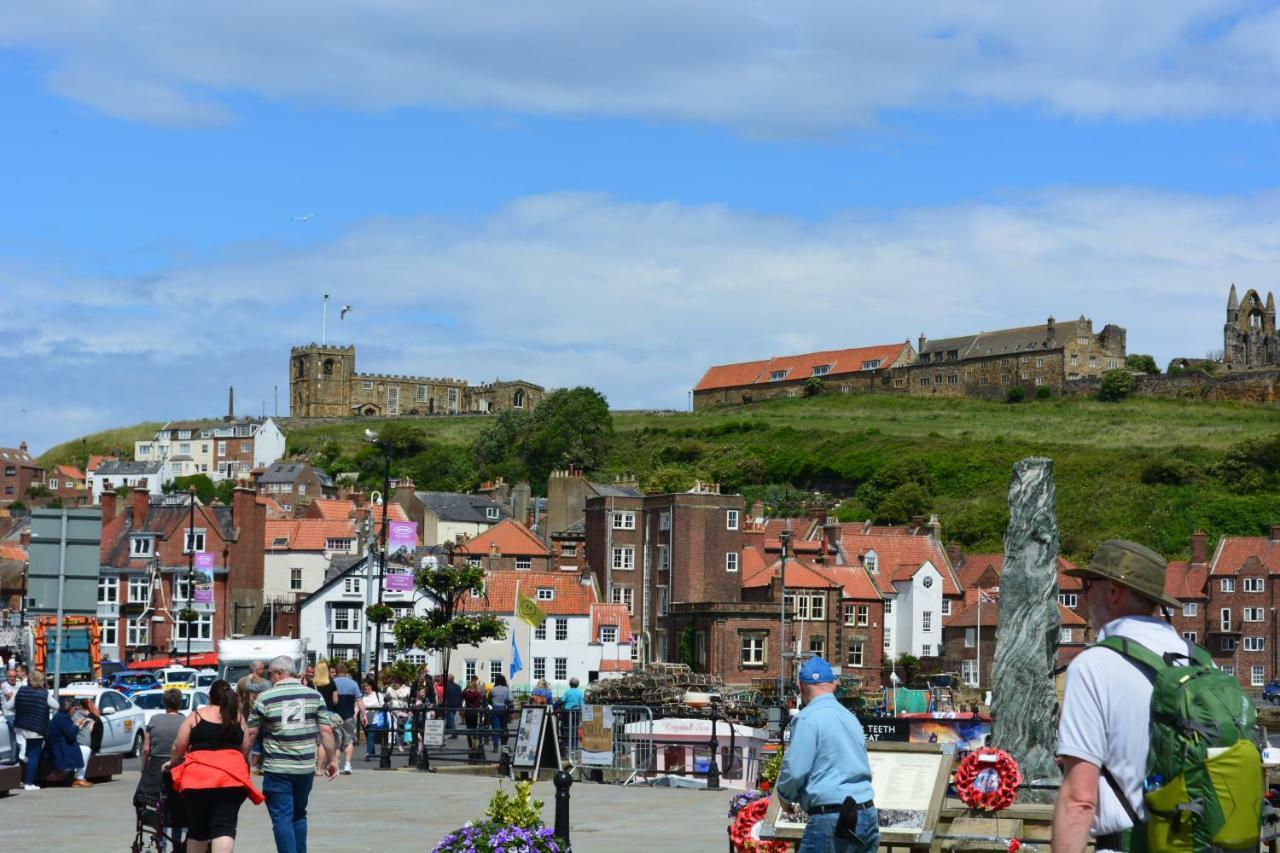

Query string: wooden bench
37 753 123 786
0 763 20 796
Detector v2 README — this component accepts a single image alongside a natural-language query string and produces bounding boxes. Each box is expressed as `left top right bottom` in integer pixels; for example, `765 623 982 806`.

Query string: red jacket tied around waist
170 750 264 805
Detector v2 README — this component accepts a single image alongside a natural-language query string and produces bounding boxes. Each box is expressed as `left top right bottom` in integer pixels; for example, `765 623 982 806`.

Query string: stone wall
1063 366 1280 403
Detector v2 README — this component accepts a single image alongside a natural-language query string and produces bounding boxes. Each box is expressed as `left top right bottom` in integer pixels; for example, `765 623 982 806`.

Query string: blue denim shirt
776 693 874 811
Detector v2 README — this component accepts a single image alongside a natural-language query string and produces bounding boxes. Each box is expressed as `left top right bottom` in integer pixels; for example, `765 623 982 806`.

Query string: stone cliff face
990 457 1063 801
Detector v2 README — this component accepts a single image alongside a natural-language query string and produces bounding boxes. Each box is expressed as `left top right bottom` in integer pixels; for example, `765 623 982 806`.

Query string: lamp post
186 485 196 668
778 529 791 718
365 429 393 683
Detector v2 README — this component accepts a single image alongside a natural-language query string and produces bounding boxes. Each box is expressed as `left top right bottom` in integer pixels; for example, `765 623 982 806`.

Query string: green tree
521 387 614 485
392 556 507 673
1125 353 1159 374
803 377 824 397
166 474 216 503
1098 369 1134 402
474 409 533 479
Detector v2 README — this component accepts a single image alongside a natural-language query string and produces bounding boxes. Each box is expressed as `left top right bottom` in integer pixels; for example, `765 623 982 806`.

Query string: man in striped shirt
243 656 336 853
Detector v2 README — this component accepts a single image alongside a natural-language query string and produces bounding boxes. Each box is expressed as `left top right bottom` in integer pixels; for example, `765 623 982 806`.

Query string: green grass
38 393 1280 564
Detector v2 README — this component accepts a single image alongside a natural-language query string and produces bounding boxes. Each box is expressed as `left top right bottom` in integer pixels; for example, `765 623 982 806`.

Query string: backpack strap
1094 636 1170 676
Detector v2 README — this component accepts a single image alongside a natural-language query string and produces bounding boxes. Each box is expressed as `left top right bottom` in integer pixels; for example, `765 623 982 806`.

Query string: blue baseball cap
798 657 835 684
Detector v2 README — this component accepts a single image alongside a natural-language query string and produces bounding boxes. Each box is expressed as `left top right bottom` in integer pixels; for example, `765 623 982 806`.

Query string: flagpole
976 589 981 689
513 579 520 686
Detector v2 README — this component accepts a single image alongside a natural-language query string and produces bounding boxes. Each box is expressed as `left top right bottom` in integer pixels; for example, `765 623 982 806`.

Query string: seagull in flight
293 213 315 222
340 305 353 320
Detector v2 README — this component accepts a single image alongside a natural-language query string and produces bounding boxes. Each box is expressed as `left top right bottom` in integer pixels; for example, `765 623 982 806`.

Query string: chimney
1271 524 1280 545
19 528 30 549
393 477 416 507
927 514 942 543
101 490 118 524
131 487 150 526
19 441 27 453
910 514 925 532
1046 316 1056 340
918 333 926 354
810 507 826 526
751 501 765 525
226 386 235 422
1190 529 1207 565
823 519 842 562
947 540 964 567
232 485 257 528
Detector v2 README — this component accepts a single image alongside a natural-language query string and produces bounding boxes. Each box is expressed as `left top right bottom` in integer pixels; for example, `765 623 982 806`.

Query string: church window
323 358 334 375
513 389 525 408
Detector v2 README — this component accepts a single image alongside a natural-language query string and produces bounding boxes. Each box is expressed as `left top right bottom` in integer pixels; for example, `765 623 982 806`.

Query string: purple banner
385 571 415 592
193 551 215 603
387 521 418 568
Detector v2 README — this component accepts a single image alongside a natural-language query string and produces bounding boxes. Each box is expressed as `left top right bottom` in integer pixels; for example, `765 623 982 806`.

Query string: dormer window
769 370 789 381
861 360 882 371
811 365 831 377
130 537 153 557
485 506 500 521
864 551 878 573
536 587 554 601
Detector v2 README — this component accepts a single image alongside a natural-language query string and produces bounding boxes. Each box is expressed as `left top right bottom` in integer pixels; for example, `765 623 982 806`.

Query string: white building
90 460 170 504
451 570 632 692
135 417 286 482
263 518 361 605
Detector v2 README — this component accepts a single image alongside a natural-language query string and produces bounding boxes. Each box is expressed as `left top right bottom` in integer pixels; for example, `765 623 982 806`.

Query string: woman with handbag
361 679 386 761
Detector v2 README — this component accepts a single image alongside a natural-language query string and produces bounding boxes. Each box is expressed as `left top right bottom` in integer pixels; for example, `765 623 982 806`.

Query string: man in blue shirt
777 657 878 853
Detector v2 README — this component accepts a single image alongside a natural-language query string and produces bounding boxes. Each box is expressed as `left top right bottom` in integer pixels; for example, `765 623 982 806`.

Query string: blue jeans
490 709 508 750
262 772 314 853
22 737 43 786
797 808 879 853
364 719 386 758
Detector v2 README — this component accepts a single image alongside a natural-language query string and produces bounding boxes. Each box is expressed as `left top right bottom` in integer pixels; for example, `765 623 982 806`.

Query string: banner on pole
193 552 215 603
387 521 418 567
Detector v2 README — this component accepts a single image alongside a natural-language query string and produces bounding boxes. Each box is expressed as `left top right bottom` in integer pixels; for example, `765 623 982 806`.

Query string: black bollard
706 703 721 791
553 769 572 846
379 721 393 770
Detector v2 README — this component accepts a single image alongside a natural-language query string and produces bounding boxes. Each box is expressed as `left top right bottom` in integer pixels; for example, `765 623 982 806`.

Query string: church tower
289 344 356 417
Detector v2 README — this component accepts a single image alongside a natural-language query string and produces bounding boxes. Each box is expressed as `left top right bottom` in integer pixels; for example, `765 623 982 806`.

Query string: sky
3 1 1280 455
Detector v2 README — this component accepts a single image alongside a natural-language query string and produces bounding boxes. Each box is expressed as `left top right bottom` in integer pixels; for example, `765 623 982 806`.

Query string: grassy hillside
39 393 1280 563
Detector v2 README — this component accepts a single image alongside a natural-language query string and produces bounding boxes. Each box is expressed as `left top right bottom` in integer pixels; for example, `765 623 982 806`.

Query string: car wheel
128 732 143 758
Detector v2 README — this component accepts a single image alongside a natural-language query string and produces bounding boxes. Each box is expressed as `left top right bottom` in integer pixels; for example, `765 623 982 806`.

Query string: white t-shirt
1057 615 1187 837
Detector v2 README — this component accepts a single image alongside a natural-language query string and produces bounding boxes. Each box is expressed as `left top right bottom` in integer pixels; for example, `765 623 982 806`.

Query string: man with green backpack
1053 539 1263 853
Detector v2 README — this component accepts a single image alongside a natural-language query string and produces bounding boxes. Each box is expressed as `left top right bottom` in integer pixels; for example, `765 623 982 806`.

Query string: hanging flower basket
365 603 394 624
178 607 199 623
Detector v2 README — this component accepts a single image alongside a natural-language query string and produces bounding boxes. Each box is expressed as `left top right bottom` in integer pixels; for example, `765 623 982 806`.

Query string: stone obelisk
990 457 1063 802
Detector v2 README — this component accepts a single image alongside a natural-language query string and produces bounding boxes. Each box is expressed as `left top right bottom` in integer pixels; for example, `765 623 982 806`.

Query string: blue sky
2 2 1279 454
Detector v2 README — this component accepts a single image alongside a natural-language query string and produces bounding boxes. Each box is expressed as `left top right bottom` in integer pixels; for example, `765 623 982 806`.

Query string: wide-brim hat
1064 539 1181 609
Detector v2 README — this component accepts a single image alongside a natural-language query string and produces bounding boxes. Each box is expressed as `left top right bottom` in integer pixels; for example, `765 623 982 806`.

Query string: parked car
194 668 218 689
1263 681 1280 704
130 688 210 727
105 671 162 697
156 666 199 691
58 683 148 757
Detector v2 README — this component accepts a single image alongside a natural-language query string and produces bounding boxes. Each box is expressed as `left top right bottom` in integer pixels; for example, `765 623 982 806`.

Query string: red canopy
129 653 218 670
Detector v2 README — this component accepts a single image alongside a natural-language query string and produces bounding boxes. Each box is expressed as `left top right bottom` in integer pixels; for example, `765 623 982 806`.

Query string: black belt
807 801 874 816
1095 831 1131 851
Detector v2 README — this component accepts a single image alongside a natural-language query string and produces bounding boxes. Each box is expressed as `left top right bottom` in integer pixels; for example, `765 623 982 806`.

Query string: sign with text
384 571 415 592
858 716 910 743
193 552 215 603
579 704 614 766
420 718 445 748
387 521 418 567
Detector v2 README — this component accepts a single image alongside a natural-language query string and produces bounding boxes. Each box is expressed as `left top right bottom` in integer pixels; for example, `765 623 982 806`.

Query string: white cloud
2 2 1279 130
5 187 1279 454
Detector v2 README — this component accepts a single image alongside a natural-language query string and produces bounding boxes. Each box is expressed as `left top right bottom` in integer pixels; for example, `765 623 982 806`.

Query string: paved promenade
2 767 733 852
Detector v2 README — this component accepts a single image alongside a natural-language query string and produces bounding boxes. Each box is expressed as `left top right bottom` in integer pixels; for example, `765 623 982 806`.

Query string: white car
194 669 219 689
58 683 148 757
156 667 199 691
130 688 210 727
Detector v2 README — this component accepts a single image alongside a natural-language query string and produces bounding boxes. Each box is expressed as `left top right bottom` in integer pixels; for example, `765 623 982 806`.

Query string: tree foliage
1098 369 1134 402
392 557 507 670
164 474 236 505
473 387 614 487
1125 353 1159 374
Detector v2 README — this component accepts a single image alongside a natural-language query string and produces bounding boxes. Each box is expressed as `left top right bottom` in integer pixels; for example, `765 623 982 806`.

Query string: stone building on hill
1223 284 1280 370
692 343 914 410
908 315 1126 397
289 343 543 418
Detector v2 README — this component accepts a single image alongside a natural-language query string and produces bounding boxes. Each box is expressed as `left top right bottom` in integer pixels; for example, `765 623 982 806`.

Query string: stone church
289 343 544 418
1224 284 1280 370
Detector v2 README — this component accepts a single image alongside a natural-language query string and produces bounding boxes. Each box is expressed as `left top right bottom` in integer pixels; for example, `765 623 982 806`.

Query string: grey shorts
334 716 358 749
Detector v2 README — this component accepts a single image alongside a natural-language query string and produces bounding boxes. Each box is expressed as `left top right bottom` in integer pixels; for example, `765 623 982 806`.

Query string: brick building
453 519 554 572
45 464 89 506
692 343 914 410
941 594 1087 690
0 443 43 506
96 486 266 663
135 416 286 482
255 462 337 515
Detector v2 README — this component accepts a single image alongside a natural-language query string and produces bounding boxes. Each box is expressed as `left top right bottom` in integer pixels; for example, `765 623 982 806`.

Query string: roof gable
455 519 551 557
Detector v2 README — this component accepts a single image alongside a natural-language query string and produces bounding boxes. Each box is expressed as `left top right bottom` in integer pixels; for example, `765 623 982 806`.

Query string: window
173 576 193 604
600 625 618 644
1060 628 1073 643
561 543 578 558
217 441 227 457
658 512 671 531
534 622 546 640
489 660 502 683
1222 664 1235 676
811 364 831 376
1221 637 1237 652
128 576 150 603
1035 357 1045 368
843 603 856 626
326 538 354 551
1245 607 1265 623
362 380 373 390
1253 665 1265 687
962 659 978 687
1245 636 1265 652
864 552 878 574
919 376 931 387
965 628 976 648
883 627 892 650
49 478 58 490
612 547 635 571
810 594 825 621
175 612 213 641
178 443 191 454
126 617 149 647
332 606 358 631
515 556 532 570
920 644 932 657
741 634 766 666
1221 578 1236 592
465 660 478 681
416 385 428 402
846 639 865 668
98 577 118 605
725 552 739 573
100 621 117 646
613 512 636 530
486 506 500 521
882 598 891 614
726 510 739 530
536 587 554 601
289 568 303 590
947 374 958 385
184 528 206 554
1244 577 1265 593
657 546 669 571
1182 602 1197 617
467 557 482 569
940 599 951 616
554 658 568 680
610 586 634 614
1221 608 1232 632
862 359 882 370
554 618 568 641
1182 631 1197 643
298 484 307 496
856 605 869 626
1058 593 1078 608
769 370 788 381
922 610 932 632
532 657 546 681
343 577 362 595
387 386 399 416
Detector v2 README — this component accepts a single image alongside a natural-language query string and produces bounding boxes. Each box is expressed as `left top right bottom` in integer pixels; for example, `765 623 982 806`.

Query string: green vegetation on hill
39 393 1280 564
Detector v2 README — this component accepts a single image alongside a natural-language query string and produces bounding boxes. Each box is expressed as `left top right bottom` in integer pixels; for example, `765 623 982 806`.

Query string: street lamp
778 529 791 717
365 429 393 683
186 485 196 668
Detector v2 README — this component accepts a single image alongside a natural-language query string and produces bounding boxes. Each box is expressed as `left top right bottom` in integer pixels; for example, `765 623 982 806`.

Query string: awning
129 653 218 669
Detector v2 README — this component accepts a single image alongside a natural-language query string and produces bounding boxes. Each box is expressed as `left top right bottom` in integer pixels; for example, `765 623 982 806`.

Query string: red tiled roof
741 555 841 590
764 538 823 553
1212 536 1280 575
0 543 26 562
838 527 959 596
823 564 883 600
307 499 356 519
458 571 597 617
264 518 357 551
86 455 116 472
694 343 909 392
256 496 289 518
455 520 551 557
370 504 409 524
54 464 84 480
757 518 815 539
590 604 633 644
945 595 1085 629
958 553 1081 591
1165 560 1209 600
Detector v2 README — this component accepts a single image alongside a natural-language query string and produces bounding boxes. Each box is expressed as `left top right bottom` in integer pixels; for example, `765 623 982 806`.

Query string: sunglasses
1080 577 1110 594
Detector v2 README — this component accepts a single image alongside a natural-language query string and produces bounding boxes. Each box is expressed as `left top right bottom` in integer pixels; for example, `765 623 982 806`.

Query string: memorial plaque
420 719 445 748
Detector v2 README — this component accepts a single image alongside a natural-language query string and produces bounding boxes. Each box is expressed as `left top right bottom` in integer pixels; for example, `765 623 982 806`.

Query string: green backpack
1097 636 1263 852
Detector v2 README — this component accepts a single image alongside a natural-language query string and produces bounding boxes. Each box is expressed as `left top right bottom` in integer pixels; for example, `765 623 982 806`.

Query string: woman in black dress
167 680 254 853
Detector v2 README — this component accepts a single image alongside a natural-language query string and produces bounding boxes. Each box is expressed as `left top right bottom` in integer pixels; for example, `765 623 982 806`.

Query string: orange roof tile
1212 536 1280 575
455 519 551 557
1165 560 1209 600
838 527 959 596
307 499 356 519
54 464 84 480
741 555 841 590
256 496 289 518
823 564 883 600
369 503 409 525
264 518 357 551
693 343 909 392
86 455 116 472
0 543 26 562
957 553 1081 591
591 604 634 644
945 595 1085 628
458 571 597 617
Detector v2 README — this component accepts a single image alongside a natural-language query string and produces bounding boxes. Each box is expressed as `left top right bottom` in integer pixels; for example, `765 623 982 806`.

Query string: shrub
1125 354 1159 374
434 781 563 853
1098 369 1134 402
1035 385 1053 400
803 377 824 397
1006 386 1026 403
1140 461 1193 486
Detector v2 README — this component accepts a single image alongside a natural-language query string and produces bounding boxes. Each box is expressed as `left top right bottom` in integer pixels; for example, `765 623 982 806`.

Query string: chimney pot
132 487 150 527
1190 529 1207 565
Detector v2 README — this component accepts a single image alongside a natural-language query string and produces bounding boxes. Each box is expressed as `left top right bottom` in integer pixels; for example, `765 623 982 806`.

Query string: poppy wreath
728 797 792 853
954 747 1021 811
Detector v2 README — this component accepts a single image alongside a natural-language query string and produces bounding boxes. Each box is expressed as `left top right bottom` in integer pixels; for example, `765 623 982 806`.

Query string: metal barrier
570 704 655 785
373 704 516 771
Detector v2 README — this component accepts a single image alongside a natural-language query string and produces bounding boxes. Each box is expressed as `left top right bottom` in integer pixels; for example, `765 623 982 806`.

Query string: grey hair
268 656 296 676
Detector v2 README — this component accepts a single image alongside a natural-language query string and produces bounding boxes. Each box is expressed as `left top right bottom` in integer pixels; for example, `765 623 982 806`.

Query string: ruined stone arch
1238 289 1266 329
